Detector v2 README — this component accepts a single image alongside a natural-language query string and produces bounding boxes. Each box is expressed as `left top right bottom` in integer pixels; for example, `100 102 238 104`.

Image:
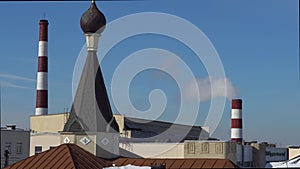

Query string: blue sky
0 0 299 147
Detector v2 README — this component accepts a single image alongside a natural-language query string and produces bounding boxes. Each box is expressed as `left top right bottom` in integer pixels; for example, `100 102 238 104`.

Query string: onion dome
80 1 106 33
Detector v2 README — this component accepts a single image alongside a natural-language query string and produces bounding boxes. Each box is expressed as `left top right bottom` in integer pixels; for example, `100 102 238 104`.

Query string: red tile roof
112 158 239 168
4 144 111 169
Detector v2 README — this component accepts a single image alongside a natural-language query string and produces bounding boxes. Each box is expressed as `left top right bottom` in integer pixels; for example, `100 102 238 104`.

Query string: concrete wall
30 113 69 133
1 129 30 168
120 143 184 158
29 133 61 156
251 143 266 168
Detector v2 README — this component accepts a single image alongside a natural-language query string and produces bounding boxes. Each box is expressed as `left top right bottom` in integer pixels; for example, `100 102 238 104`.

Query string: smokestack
35 20 48 115
231 99 243 144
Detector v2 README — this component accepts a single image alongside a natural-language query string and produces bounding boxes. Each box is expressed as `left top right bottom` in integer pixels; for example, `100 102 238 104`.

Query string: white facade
29 132 61 156
1 125 30 168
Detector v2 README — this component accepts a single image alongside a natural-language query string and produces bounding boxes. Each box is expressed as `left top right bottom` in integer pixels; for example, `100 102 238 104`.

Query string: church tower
62 1 119 159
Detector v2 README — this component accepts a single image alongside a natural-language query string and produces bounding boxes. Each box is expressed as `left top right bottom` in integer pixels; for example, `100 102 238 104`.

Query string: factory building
1 125 30 168
30 113 209 156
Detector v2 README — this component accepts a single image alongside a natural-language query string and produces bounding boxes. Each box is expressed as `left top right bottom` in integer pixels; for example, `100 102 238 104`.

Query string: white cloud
184 77 238 102
0 81 32 90
0 73 35 82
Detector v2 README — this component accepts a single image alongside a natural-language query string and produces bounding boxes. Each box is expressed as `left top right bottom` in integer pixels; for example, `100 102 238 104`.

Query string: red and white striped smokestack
231 99 243 144
35 20 48 115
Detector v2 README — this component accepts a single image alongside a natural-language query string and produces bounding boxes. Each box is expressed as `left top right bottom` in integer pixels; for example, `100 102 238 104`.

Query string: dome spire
80 0 106 34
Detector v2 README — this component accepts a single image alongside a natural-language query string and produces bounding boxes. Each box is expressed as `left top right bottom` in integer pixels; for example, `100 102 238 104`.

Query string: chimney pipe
231 99 243 144
35 20 48 115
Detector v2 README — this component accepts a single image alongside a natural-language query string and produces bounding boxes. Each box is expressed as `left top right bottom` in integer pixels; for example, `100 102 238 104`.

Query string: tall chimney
231 99 243 144
35 20 48 115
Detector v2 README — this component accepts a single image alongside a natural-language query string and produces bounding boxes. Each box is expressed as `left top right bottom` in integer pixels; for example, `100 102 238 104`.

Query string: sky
0 0 299 147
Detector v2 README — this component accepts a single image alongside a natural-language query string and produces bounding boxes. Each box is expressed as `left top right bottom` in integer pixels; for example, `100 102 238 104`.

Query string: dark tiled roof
112 158 239 168
4 144 111 169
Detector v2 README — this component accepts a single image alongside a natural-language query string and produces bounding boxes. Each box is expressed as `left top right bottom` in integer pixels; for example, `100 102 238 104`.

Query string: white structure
1 125 30 167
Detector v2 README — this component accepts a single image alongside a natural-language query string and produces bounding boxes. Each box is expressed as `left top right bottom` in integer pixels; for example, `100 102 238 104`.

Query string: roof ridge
65 144 77 168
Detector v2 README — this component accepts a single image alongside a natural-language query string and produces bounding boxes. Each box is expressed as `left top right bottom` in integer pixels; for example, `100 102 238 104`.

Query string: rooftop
4 144 239 169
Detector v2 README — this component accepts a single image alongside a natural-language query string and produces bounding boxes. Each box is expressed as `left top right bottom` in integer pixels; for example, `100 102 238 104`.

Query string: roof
1 127 28 132
4 144 112 169
112 158 239 169
265 155 300 168
122 117 206 142
4 143 238 169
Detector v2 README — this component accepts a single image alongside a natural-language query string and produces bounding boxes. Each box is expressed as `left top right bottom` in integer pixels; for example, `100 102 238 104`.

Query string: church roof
63 51 119 133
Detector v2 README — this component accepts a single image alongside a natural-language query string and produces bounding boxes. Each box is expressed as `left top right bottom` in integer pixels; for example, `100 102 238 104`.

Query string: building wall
120 143 184 158
184 141 237 163
1 129 30 168
30 113 209 142
265 146 288 162
251 143 266 168
29 133 61 156
60 132 119 159
288 147 300 159
30 113 69 133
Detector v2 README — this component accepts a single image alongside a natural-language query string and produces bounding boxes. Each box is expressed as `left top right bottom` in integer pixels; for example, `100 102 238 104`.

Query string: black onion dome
80 1 106 33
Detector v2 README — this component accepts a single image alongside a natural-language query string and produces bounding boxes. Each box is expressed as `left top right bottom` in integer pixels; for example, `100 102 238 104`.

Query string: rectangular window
35 146 42 155
16 143 22 154
5 142 12 153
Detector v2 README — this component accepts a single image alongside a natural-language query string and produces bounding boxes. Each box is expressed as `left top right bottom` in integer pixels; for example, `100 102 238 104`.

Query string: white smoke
184 77 238 102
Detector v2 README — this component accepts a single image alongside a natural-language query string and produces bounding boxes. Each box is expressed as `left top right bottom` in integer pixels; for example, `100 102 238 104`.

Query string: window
35 146 42 155
5 142 12 153
16 143 22 154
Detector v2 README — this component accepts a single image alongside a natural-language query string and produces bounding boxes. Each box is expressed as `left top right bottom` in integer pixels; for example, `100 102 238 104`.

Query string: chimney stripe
231 119 242 128
36 72 48 90
38 57 48 72
38 41 48 56
231 109 242 119
35 108 48 116
231 128 243 138
36 90 48 108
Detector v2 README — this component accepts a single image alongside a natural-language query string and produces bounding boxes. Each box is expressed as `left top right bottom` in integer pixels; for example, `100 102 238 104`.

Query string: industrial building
1 125 30 168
